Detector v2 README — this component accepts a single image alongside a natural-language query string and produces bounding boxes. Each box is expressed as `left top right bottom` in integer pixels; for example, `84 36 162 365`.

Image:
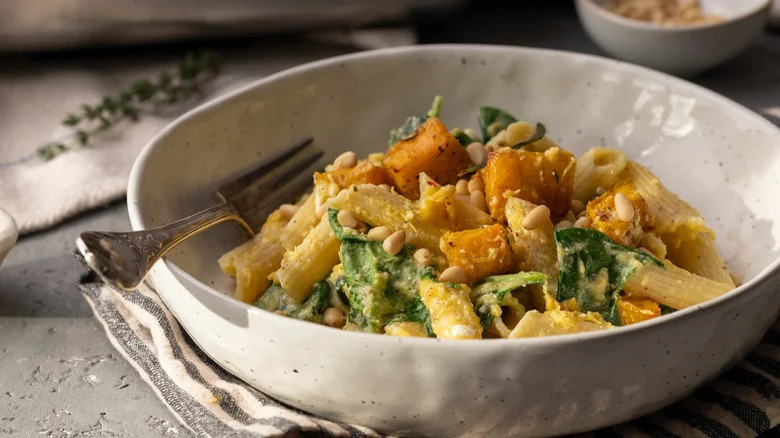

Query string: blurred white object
0 0 461 51
0 208 18 267
575 0 771 76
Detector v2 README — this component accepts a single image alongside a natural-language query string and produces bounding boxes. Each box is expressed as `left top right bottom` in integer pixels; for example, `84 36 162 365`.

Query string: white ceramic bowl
0 208 18 267
128 45 780 437
575 0 771 76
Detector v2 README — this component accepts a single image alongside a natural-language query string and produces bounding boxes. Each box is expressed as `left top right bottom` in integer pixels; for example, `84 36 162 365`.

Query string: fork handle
77 202 253 291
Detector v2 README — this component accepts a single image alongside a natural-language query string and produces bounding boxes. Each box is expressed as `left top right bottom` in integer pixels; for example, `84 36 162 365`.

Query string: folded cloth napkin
0 27 415 235
77 271 780 438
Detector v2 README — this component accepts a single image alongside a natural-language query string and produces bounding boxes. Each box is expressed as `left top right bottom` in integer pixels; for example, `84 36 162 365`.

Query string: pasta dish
218 97 735 339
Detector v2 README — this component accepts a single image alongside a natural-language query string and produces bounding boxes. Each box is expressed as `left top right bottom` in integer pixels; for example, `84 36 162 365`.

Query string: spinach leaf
329 209 434 335
478 106 517 142
254 281 331 323
471 272 547 330
451 128 475 147
554 228 663 326
387 96 443 146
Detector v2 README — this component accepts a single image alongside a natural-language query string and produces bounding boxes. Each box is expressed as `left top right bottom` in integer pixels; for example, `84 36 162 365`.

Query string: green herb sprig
38 50 221 160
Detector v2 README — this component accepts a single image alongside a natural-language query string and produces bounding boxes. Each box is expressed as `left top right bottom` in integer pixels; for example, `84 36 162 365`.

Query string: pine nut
595 186 605 195
570 199 585 215
574 216 591 228
614 193 635 222
454 193 471 204
413 248 433 266
455 179 469 195
332 151 358 169
438 266 467 284
273 310 285 316
555 220 573 230
470 190 487 211
464 128 478 139
522 205 551 230
468 177 484 193
323 307 346 328
337 210 360 228
379 183 391 191
367 226 392 242
383 230 406 255
278 204 299 220
565 210 576 222
466 142 487 165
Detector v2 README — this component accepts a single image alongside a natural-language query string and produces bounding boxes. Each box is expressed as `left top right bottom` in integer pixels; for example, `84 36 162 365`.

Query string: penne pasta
276 215 342 301
419 279 482 340
573 147 628 203
504 197 558 296
623 260 732 309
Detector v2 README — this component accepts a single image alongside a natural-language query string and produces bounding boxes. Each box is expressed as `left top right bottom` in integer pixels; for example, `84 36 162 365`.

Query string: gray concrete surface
1 2 779 437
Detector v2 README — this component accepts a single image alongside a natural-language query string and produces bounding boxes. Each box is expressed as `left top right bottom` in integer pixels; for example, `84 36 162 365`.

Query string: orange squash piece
439 224 515 283
315 161 386 189
586 179 653 247
617 295 661 325
483 147 576 222
382 117 473 200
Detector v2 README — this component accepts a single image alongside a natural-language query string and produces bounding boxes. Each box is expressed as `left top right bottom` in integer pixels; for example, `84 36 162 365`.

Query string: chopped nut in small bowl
575 0 771 75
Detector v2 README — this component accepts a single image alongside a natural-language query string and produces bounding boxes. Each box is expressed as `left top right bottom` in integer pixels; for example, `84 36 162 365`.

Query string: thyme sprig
38 49 222 160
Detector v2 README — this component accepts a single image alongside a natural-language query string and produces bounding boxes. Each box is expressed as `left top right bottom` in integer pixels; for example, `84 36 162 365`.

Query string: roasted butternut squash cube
617 295 661 325
586 179 653 247
439 224 515 283
382 117 473 200
483 146 576 222
315 160 386 189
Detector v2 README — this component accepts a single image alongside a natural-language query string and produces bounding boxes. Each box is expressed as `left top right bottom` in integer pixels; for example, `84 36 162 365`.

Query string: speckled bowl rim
576 0 771 32
128 44 780 348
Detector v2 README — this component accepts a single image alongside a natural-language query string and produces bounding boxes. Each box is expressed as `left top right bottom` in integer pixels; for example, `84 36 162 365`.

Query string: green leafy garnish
554 228 663 326
388 95 443 146
38 50 221 161
510 123 547 149
451 128 475 147
478 106 517 142
457 160 486 178
471 272 547 330
329 209 434 335
254 281 330 323
659 304 677 315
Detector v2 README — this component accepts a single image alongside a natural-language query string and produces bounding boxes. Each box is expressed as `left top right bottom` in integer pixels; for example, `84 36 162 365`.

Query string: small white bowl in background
0 208 18 267
575 0 771 76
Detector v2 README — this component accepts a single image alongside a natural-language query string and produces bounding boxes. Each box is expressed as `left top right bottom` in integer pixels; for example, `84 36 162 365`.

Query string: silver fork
77 138 322 291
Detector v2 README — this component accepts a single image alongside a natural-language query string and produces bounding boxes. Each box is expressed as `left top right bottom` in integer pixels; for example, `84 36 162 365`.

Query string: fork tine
222 141 325 231
216 137 314 201
239 159 324 229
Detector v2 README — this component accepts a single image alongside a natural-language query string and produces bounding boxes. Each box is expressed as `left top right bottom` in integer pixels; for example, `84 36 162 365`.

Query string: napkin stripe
83 283 245 437
722 368 780 400
695 387 769 432
663 406 737 438
124 286 354 437
632 419 680 438
132 281 375 438
746 354 779 379
136 282 377 438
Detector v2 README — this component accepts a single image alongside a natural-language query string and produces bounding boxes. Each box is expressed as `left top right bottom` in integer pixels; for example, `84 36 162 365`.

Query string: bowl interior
129 45 780 304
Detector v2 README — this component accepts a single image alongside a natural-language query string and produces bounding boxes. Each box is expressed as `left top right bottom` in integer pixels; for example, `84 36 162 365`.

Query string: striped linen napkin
78 270 780 438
